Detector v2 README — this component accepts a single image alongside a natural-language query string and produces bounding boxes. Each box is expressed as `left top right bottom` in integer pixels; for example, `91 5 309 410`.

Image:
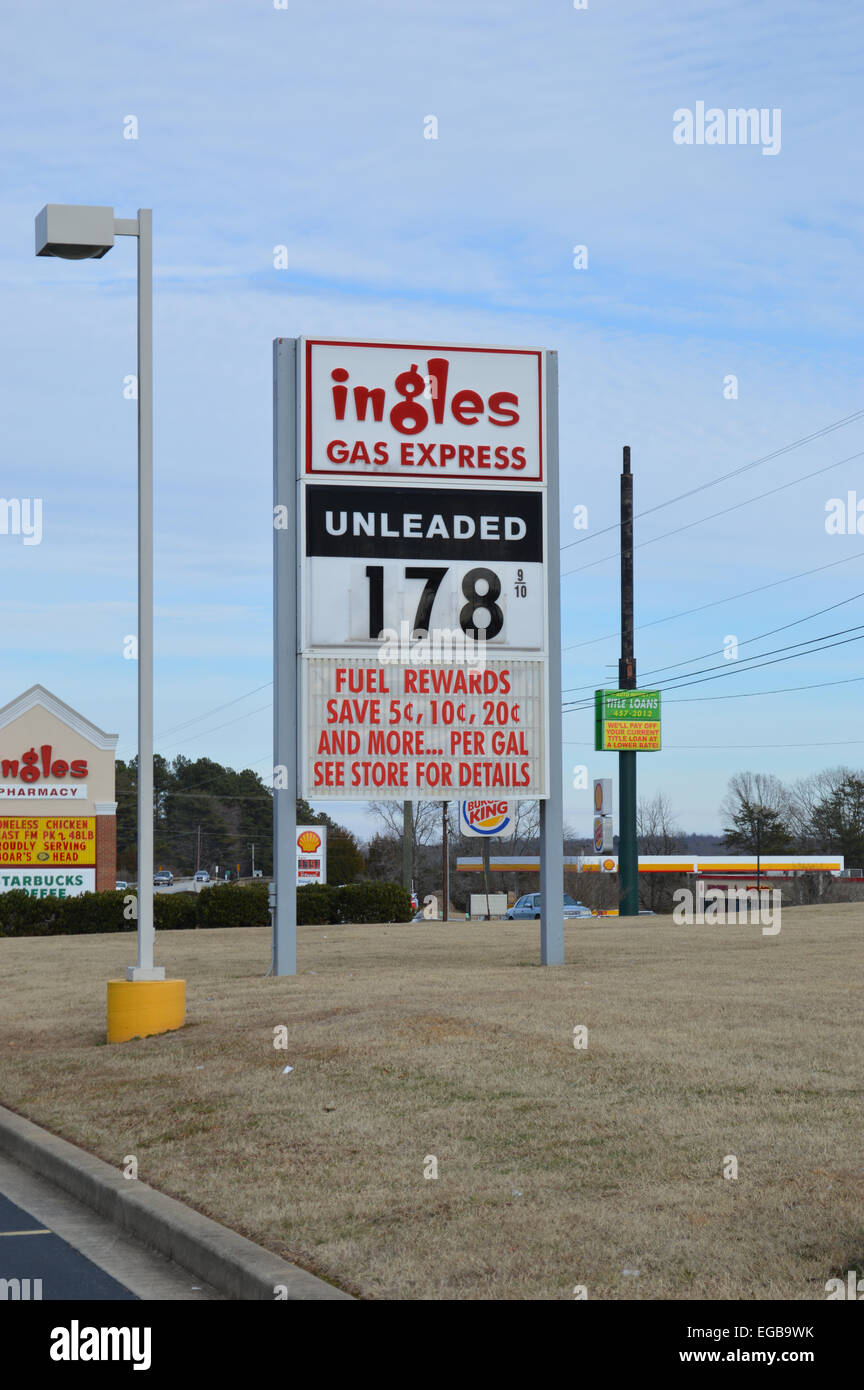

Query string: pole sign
296 825 326 885
274 336 564 973
296 338 550 800
459 800 516 838
595 690 661 751
592 777 613 851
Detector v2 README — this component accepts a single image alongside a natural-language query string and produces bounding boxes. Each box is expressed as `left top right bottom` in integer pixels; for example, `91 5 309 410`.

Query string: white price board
303 656 545 798
302 483 544 652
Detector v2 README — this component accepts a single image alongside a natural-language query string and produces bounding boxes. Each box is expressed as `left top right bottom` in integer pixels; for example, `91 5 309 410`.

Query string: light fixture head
35 204 115 259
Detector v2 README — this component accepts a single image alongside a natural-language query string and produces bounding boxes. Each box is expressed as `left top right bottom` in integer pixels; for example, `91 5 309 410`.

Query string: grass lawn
1 906 862 1300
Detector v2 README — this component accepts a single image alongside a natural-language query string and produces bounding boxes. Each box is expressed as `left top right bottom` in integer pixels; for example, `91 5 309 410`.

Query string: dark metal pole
756 811 762 895
482 836 492 919
402 800 413 894
442 801 449 921
618 445 639 918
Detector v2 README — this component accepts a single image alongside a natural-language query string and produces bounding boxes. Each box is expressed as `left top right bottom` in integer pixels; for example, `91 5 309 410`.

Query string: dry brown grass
1 906 862 1300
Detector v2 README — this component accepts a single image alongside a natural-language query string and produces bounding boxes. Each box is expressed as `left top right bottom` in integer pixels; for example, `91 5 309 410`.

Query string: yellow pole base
107 979 186 1044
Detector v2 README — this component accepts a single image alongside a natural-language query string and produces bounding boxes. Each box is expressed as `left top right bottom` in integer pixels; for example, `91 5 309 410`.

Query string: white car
505 893 592 920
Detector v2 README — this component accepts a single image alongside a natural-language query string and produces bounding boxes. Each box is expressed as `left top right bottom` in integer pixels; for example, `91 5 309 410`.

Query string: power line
631 589 864 682
155 683 272 739
564 622 864 706
563 549 864 653
560 407 864 554
563 670 864 713
562 588 864 694
155 703 272 754
563 630 864 714
665 672 864 705
116 683 273 757
561 448 864 581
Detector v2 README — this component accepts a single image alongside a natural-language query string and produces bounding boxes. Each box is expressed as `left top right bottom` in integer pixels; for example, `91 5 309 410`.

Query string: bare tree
637 792 681 911
637 791 680 854
720 771 794 853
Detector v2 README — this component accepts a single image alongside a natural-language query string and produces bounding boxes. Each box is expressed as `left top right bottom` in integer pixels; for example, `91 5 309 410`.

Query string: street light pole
35 205 174 1036
131 208 161 980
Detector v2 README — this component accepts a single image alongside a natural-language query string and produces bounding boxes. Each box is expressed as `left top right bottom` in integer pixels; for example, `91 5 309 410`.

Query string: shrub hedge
297 881 412 925
0 879 411 936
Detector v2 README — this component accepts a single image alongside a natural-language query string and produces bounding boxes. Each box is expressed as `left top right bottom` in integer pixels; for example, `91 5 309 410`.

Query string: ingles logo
460 800 513 837
1 746 87 783
305 341 543 481
330 358 520 436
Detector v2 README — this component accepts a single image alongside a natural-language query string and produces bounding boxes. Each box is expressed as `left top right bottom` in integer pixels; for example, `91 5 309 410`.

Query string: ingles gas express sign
301 339 543 482
595 690 662 752
292 337 551 801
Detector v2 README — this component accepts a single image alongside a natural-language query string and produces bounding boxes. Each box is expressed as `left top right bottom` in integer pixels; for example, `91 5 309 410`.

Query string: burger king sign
459 801 516 839
296 824 327 885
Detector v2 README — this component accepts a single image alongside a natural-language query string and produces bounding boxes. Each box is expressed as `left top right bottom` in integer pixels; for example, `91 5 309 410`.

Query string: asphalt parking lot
0 1154 218 1301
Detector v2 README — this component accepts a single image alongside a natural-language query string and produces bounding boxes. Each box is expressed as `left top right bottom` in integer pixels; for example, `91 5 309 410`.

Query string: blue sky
2 0 864 838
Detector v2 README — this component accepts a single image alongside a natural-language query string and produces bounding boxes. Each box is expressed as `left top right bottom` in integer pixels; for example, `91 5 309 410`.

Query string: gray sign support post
273 338 298 976
539 350 564 965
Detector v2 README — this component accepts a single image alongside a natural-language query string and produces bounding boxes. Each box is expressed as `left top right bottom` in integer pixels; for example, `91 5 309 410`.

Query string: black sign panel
305 486 543 562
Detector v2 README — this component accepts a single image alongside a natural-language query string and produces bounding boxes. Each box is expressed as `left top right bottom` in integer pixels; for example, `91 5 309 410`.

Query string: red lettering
326 438 350 463
353 385 386 421
487 391 519 426
451 389 484 425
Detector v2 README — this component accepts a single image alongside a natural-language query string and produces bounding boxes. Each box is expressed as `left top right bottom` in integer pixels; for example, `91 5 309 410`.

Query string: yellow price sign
0 817 96 866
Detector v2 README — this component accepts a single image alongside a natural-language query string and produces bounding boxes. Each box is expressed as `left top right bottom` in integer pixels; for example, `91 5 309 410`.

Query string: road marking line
0 1228 51 1236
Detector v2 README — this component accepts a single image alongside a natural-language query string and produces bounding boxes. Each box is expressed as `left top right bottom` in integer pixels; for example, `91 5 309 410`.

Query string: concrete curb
0 1104 352 1301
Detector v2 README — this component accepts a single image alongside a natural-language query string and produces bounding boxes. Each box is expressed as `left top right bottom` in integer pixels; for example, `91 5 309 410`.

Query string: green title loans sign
595 690 661 752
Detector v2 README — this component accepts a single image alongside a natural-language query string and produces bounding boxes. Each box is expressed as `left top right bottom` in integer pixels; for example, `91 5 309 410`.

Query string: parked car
115 880 128 892
505 893 592 921
153 870 174 886
193 870 210 883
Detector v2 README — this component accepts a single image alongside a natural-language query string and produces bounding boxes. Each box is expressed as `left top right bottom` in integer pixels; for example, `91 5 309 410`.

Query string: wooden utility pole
618 446 639 918
402 800 413 895
442 801 449 921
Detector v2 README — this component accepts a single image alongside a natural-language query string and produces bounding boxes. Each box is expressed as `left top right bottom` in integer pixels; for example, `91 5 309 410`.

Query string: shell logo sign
459 800 515 839
296 824 327 885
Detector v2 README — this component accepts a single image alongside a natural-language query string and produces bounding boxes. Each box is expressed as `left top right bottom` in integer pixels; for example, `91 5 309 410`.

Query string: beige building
0 685 118 897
